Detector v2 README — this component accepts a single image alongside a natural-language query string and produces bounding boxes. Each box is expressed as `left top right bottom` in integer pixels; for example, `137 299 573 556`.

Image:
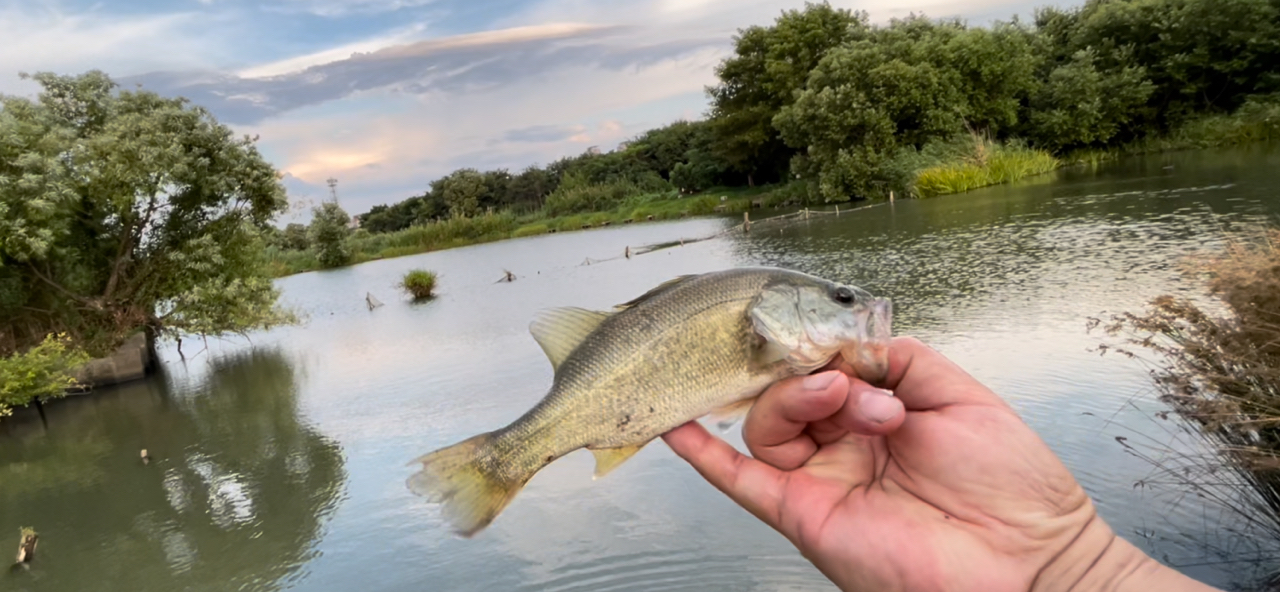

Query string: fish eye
832 286 855 305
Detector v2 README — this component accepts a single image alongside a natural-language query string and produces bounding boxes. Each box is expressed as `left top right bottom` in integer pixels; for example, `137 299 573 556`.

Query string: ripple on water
522 549 832 592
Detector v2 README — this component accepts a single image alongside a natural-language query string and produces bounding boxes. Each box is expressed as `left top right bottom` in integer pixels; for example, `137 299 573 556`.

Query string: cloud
0 5 220 94
266 0 441 17
502 124 588 143
122 22 681 125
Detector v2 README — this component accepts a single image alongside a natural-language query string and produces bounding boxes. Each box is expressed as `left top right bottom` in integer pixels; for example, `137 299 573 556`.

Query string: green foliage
1042 0 1280 128
1025 48 1154 151
708 2 869 184
282 223 310 251
543 173 672 216
0 333 90 417
0 71 291 357
399 269 438 300
436 168 488 218
309 202 351 269
912 136 1059 197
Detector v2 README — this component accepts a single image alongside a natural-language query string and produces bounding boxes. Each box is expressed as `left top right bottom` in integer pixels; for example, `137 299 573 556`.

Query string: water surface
4 146 1280 591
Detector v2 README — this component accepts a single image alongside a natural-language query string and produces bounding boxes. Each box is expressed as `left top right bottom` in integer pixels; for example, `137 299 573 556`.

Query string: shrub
399 269 438 300
0 333 90 417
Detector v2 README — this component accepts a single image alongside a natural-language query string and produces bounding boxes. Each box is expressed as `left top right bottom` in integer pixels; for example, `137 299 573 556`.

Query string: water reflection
0 349 344 592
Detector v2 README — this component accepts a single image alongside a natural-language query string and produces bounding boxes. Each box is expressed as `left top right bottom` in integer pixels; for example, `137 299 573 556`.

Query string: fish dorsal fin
613 274 700 311
529 307 611 371
589 443 646 479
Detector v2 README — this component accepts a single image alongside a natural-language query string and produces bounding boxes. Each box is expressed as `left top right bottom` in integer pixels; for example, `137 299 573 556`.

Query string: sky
1 0 1077 220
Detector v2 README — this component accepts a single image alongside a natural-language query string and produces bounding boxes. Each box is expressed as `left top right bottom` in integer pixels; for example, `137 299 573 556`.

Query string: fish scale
407 266 892 537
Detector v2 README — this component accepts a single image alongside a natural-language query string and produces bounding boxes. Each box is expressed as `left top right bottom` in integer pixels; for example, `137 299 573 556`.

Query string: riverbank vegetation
0 72 295 411
399 270 438 300
267 0 1280 274
1096 226 1280 546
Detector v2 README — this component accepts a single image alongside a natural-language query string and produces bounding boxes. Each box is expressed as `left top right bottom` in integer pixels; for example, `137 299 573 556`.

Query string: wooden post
15 528 36 564
625 246 631 259
743 212 750 233
890 190 895 203
835 205 840 216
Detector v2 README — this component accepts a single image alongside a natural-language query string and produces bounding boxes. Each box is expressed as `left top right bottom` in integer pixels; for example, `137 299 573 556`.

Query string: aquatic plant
399 269 438 300
1094 226 1280 555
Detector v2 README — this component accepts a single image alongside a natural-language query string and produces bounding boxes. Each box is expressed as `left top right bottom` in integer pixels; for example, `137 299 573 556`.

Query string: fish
407 266 892 536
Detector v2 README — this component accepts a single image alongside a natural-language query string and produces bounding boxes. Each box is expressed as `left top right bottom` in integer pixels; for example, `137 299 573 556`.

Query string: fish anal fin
710 397 757 431
529 307 610 371
589 443 646 479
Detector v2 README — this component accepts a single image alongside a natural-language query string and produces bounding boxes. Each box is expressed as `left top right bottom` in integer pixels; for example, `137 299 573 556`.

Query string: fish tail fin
407 432 525 537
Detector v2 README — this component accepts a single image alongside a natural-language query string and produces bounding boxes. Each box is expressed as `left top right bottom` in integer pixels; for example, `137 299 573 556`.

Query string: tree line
346 0 1280 233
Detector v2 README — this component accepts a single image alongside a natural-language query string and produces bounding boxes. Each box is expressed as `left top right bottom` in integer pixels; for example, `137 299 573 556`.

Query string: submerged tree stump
15 528 36 564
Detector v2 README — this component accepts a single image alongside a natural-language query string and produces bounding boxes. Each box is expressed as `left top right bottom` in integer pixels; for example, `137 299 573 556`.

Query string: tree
1035 0 1280 130
434 168 487 218
707 2 869 185
776 28 969 200
1024 49 1154 150
0 71 291 358
506 166 556 210
308 201 351 268
282 223 310 250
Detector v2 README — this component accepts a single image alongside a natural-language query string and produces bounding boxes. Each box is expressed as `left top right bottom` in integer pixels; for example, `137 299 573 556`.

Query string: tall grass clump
399 269 438 300
913 135 1059 197
1095 226 1280 547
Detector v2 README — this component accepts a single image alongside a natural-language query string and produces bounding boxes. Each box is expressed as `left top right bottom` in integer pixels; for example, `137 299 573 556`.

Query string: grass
1093 225 1280 553
398 269 438 300
913 136 1060 198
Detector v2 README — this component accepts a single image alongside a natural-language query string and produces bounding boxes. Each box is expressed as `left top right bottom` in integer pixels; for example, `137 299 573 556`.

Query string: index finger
879 336 1011 411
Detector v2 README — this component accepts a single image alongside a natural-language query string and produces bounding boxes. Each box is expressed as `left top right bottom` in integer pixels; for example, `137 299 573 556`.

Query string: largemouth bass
407 266 892 536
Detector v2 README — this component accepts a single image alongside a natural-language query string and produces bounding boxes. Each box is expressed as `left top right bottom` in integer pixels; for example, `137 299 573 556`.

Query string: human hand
663 337 1219 592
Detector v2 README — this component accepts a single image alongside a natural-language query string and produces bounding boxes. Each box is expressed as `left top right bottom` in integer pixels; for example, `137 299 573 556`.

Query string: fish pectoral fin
529 307 611 371
753 339 791 367
710 397 758 431
589 444 646 479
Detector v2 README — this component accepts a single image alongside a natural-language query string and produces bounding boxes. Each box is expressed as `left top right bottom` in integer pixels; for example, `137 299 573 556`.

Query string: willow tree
0 71 293 361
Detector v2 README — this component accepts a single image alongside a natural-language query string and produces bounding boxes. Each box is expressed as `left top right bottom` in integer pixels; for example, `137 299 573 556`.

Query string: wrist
1032 518 1218 592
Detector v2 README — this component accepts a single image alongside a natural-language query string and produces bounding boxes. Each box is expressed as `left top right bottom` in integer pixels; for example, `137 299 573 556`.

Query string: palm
664 338 1098 592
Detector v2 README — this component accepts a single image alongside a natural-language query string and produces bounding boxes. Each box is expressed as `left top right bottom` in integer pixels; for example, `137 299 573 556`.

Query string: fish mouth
840 298 892 384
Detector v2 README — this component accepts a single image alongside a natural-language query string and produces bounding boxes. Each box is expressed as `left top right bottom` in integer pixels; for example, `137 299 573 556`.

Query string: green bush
399 269 438 300
0 333 90 417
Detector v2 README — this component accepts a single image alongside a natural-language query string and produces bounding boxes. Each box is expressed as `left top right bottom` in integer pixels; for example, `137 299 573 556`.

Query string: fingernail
803 371 839 390
858 388 900 424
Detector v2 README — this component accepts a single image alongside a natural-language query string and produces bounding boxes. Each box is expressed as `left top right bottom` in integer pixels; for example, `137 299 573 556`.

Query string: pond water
4 146 1280 591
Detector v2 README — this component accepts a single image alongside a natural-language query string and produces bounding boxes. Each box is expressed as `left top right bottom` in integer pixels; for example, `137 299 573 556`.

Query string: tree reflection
0 348 344 592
